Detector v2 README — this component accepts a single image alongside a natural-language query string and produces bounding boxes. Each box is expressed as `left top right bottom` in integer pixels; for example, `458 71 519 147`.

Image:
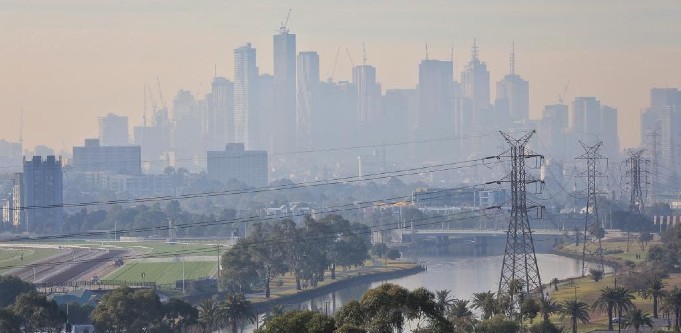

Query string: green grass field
0 247 58 274
104 261 217 284
53 240 224 257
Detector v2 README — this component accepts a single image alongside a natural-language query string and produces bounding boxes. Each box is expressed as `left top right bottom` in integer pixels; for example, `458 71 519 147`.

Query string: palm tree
539 296 562 323
448 299 475 333
663 286 681 331
623 308 653 333
592 286 634 330
220 293 256 333
262 304 285 325
435 289 455 314
641 276 666 318
471 291 497 320
198 298 222 333
560 299 590 333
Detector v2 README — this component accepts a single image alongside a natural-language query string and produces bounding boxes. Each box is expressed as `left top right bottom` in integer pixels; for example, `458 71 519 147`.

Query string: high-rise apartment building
23 156 63 233
571 97 602 143
540 103 569 159
98 113 129 146
296 51 320 151
273 30 297 154
418 59 454 132
234 43 259 150
203 77 234 150
641 88 681 183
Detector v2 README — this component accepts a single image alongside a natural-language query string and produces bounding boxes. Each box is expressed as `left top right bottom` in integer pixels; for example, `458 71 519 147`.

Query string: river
246 252 612 331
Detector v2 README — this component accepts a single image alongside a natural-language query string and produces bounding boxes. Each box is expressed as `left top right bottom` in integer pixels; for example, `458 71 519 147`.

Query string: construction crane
327 45 341 83
156 76 167 109
146 83 158 114
362 42 367 66
557 80 570 104
345 48 355 68
279 9 292 34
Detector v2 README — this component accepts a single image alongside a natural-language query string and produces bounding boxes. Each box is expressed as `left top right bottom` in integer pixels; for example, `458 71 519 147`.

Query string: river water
246 252 611 331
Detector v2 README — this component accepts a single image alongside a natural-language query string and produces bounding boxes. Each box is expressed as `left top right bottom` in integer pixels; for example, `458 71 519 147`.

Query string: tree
475 314 519 333
13 291 66 333
560 299 590 333
221 241 259 293
220 293 256 333
539 296 561 323
334 300 365 328
91 287 164 332
435 290 455 314
529 320 564 333
623 308 653 333
256 310 335 333
447 299 475 333
197 298 222 332
0 275 36 308
663 286 681 331
641 275 666 318
471 291 498 320
521 298 540 324
163 298 199 332
0 308 21 333
592 286 634 330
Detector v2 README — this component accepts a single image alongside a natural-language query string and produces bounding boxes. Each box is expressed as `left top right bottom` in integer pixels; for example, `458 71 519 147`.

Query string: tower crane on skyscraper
156 76 167 110
146 83 158 114
558 80 570 104
327 45 341 83
345 48 355 68
279 9 292 34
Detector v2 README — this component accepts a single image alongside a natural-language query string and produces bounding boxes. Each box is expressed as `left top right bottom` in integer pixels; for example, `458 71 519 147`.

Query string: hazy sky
1 0 680 152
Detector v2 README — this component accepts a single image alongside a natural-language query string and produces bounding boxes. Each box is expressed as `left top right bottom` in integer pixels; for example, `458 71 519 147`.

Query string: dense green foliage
220 215 370 294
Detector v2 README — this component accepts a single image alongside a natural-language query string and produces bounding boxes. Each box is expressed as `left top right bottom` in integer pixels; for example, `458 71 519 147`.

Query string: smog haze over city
1 1 680 150
1 2 681 333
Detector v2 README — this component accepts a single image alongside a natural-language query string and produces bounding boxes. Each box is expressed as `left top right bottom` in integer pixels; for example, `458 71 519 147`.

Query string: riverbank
548 236 664 332
183 258 424 306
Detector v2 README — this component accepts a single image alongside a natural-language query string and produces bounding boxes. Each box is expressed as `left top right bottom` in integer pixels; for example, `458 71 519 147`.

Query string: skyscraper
234 43 258 150
352 65 380 125
600 105 620 158
296 51 320 151
461 39 490 129
23 156 63 233
203 77 234 150
571 97 601 144
417 58 454 160
273 29 297 154
98 113 129 146
495 43 529 125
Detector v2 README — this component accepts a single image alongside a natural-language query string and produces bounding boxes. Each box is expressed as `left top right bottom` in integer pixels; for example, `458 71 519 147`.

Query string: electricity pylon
498 130 544 307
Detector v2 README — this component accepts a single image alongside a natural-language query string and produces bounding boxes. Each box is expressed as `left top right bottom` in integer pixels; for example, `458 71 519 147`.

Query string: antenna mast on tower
510 41 516 75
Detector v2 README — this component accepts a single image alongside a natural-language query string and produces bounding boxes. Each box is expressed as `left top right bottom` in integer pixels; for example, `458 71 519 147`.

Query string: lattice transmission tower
625 148 648 214
575 141 607 275
498 130 544 306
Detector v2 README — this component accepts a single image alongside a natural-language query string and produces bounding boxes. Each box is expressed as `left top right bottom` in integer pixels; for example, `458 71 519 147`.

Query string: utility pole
575 141 607 275
498 130 544 309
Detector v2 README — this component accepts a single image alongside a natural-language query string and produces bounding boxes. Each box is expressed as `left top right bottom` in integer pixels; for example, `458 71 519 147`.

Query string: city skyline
1 1 681 150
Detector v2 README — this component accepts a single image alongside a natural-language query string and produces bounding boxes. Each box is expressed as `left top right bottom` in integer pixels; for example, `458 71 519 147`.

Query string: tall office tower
641 88 681 183
382 89 417 163
600 105 620 159
203 77 234 150
317 81 356 151
417 59 454 159
273 29 297 154
258 74 275 152
461 39 491 130
352 65 381 127
23 156 63 233
98 113 129 146
495 43 529 125
540 103 569 159
570 97 602 142
296 51 320 151
172 90 202 171
234 43 259 150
